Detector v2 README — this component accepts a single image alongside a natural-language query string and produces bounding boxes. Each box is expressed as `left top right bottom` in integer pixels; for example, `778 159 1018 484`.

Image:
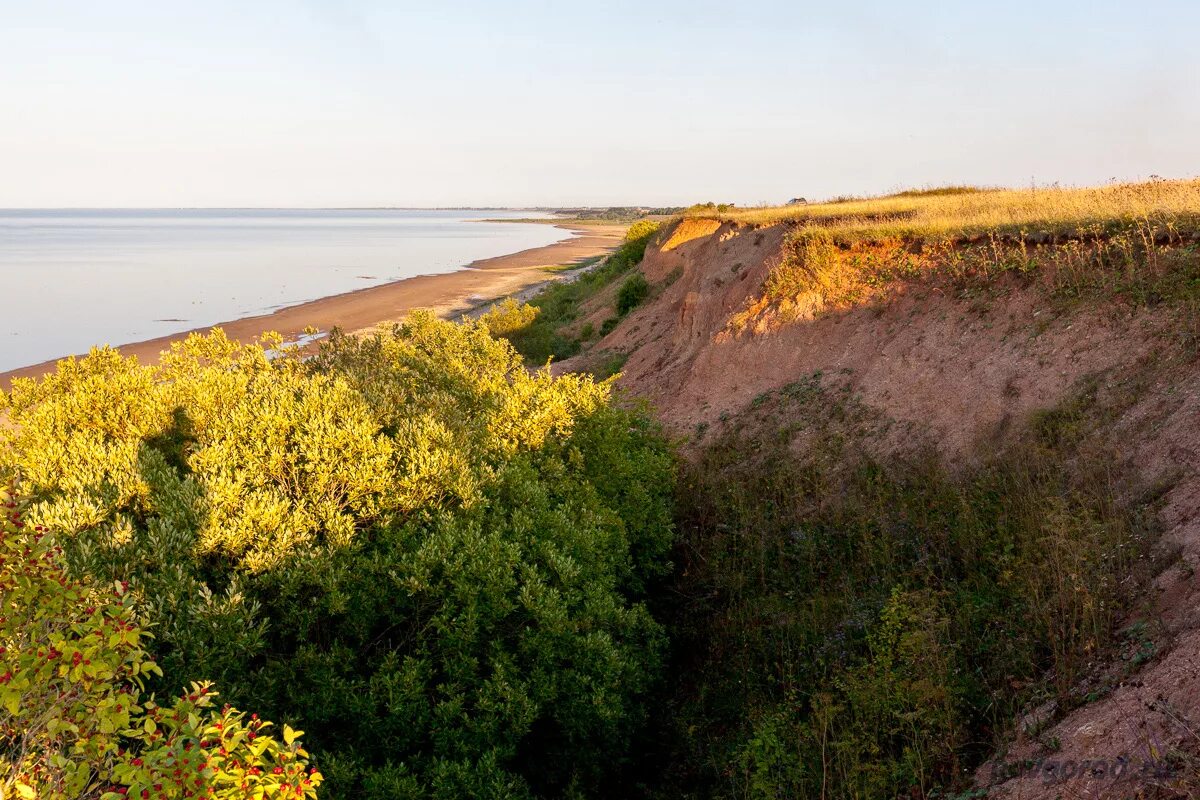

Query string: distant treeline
543 206 686 220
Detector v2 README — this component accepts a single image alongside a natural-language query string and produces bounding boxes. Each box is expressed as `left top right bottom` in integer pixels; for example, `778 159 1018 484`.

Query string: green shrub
1 314 675 799
617 273 649 316
624 219 661 247
592 352 630 380
616 221 660 267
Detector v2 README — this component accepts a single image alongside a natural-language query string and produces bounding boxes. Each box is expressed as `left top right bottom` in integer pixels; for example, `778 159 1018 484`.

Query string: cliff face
564 217 1200 796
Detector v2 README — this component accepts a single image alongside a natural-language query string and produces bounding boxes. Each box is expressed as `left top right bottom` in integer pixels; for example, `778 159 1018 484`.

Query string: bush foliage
616 274 649 316
0 483 321 800
0 313 675 799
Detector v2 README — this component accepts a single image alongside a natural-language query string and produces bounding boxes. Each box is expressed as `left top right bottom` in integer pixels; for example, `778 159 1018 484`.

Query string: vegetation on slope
653 374 1161 799
0 315 675 800
479 220 660 364
586 179 1194 797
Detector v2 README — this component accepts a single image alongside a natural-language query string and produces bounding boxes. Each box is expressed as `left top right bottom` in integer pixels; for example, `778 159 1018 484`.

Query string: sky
1 0 1198 208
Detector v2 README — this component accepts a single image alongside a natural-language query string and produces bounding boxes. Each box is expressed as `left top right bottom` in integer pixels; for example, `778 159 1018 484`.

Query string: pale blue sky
2 0 1197 207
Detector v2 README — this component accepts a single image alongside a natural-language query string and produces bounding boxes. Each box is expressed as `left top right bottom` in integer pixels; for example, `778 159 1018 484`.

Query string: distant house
787 197 808 205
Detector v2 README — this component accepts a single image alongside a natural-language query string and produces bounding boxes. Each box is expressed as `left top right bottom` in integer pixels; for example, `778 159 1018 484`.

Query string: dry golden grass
693 179 1200 241
707 180 1200 336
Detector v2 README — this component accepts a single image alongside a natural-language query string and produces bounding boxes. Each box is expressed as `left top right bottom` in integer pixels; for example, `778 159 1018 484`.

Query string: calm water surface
0 209 568 372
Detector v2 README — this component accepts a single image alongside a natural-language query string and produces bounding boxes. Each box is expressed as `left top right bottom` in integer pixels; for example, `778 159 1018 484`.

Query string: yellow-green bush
4 331 397 573
623 219 661 246
479 298 540 338
1 313 675 799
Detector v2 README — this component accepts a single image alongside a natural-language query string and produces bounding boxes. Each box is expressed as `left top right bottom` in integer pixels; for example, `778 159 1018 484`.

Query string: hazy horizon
3 0 1198 208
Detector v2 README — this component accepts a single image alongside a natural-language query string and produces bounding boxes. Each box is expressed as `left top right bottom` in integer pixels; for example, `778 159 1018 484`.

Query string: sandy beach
0 222 626 388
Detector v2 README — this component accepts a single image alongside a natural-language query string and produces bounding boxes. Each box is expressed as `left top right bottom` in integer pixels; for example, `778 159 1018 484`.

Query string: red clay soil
559 218 1200 799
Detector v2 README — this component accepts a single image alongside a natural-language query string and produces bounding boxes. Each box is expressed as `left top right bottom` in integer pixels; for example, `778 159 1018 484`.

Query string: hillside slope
559 184 1200 797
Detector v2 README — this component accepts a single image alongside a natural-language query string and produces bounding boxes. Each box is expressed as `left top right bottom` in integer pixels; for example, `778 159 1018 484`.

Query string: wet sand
0 222 626 388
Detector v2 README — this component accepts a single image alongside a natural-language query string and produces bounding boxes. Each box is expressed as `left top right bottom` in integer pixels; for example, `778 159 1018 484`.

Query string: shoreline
0 222 626 388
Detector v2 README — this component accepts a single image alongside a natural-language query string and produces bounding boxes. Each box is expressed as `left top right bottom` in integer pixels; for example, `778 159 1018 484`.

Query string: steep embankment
561 207 1200 796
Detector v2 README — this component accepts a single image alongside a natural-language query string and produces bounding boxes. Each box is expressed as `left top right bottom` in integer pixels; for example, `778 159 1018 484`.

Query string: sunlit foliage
0 312 674 799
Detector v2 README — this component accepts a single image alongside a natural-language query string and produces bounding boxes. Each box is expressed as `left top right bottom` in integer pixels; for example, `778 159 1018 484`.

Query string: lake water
0 209 569 373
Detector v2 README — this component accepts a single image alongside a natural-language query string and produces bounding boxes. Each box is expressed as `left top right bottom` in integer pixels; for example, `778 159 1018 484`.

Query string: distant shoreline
0 222 626 389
